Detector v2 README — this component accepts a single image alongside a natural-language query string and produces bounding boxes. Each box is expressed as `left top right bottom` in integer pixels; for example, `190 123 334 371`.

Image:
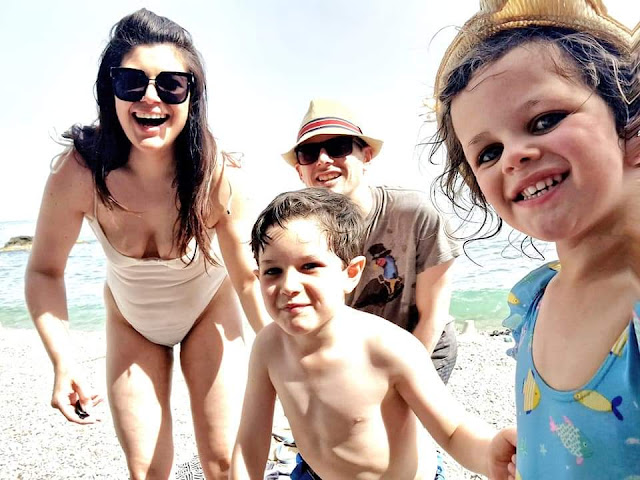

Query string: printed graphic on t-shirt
353 243 404 308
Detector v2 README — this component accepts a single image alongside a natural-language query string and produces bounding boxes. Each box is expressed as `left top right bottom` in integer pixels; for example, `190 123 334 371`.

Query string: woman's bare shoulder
50 147 92 178
47 148 94 213
207 151 256 226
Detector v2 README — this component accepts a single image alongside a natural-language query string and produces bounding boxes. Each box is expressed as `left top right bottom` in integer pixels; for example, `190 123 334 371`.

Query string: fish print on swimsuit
522 369 540 414
549 416 593 465
574 390 624 421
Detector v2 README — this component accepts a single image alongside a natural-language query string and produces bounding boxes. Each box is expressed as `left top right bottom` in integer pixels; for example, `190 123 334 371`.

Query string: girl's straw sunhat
282 98 384 167
434 0 632 115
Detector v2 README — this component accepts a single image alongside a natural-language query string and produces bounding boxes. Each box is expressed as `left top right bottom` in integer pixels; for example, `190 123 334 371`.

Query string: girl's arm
212 162 270 333
390 328 515 478
24 150 103 423
230 330 277 479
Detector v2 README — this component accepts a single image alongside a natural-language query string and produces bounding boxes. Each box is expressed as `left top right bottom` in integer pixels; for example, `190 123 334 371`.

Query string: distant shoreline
0 235 89 252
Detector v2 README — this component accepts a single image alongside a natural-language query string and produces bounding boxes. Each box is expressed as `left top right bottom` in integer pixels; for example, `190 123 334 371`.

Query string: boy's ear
344 255 366 293
294 164 305 182
253 268 260 279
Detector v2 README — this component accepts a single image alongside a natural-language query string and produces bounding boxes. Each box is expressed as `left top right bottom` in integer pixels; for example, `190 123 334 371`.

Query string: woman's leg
105 287 175 480
180 277 248 479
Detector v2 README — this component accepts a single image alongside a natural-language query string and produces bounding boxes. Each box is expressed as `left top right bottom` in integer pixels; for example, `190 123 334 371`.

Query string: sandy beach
1 325 516 479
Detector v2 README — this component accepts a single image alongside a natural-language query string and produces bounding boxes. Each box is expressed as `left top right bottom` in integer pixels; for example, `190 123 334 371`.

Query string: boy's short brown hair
251 188 366 266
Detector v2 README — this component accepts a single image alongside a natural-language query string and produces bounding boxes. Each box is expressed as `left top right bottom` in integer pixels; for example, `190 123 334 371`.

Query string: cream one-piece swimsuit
85 211 227 347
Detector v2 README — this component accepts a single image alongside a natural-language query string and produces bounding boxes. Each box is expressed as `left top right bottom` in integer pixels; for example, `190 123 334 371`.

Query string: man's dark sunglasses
295 136 366 166
110 67 194 105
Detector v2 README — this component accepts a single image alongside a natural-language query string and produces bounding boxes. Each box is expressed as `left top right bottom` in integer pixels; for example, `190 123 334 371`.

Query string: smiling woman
114 44 191 154
24 8 268 480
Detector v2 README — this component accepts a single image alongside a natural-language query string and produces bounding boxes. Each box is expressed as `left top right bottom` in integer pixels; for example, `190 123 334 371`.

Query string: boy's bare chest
269 343 423 478
272 355 403 437
280 356 388 408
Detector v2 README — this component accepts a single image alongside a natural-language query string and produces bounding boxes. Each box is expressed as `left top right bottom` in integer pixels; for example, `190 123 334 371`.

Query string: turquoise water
0 220 107 330
0 220 556 332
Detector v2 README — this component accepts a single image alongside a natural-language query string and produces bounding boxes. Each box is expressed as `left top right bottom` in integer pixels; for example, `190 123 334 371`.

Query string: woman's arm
212 162 270 333
24 151 102 423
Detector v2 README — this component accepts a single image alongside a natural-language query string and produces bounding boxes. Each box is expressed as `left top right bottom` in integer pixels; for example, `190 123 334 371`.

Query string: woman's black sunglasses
110 67 194 105
295 136 366 165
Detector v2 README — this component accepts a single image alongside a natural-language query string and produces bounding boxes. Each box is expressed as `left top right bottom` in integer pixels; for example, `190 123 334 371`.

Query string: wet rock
1 236 33 252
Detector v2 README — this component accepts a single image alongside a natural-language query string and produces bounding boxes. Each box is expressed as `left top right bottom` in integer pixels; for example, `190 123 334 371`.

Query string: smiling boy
230 188 516 480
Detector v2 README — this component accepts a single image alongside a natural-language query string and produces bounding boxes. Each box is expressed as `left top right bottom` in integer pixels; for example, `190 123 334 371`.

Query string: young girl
25 9 266 479
431 1 638 477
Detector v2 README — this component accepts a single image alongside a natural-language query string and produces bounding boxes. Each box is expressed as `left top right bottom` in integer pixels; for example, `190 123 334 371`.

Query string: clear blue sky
0 0 635 221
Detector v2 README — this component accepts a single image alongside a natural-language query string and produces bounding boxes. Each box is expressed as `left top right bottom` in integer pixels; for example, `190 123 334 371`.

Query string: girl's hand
51 369 103 424
507 453 517 480
487 426 517 480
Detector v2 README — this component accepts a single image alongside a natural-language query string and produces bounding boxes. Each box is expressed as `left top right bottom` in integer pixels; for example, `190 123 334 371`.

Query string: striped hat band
297 117 362 141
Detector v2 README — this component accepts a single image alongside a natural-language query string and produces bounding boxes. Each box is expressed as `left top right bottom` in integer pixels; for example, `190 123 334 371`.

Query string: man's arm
412 259 455 353
230 331 277 479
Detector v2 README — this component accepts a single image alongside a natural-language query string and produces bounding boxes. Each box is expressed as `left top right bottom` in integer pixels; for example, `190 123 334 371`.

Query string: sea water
0 219 556 332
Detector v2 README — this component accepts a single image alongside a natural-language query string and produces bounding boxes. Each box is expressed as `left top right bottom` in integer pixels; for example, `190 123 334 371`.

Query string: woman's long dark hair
65 8 219 265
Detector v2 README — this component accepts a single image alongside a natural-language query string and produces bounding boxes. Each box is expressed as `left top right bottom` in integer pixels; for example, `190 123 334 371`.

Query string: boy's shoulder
251 321 287 356
340 306 400 331
257 321 288 340
340 307 425 355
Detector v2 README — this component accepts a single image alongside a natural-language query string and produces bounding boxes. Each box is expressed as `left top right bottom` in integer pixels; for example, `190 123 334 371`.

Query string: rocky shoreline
1 327 516 479
1 235 35 252
0 236 89 253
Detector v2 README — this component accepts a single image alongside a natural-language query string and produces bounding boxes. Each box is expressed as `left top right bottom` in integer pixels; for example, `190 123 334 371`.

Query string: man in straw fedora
282 98 461 384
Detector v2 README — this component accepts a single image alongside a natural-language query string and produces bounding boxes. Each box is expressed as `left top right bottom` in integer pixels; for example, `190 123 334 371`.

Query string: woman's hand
51 367 103 424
